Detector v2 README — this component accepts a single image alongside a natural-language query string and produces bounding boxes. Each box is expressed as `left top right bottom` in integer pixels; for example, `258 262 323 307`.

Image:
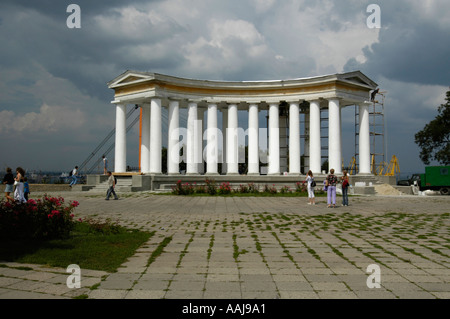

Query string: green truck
420 166 450 195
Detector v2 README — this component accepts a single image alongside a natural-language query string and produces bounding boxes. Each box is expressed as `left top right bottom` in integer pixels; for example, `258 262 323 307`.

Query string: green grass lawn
0 222 153 273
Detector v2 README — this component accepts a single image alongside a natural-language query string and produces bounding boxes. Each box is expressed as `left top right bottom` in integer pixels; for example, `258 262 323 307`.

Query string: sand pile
374 183 404 195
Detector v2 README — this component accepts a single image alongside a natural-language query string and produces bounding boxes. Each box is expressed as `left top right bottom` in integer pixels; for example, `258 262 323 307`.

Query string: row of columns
114 98 372 175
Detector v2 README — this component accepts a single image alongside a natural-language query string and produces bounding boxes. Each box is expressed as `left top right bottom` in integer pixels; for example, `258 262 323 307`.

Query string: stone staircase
86 176 133 193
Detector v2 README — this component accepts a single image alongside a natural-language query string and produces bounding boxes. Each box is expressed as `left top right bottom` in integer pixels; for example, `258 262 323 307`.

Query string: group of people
2 167 29 204
305 169 350 208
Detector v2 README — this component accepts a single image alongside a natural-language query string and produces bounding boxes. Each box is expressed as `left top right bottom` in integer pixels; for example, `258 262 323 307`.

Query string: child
23 177 30 202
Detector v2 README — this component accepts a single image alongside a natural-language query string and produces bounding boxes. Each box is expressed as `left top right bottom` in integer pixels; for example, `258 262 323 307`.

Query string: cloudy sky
0 0 448 176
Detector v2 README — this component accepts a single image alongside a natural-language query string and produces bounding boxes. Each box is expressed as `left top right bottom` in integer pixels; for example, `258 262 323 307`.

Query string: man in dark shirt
2 167 14 202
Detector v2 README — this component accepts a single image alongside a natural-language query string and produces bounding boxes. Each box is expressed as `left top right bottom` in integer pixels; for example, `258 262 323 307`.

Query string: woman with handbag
305 170 316 205
326 168 338 208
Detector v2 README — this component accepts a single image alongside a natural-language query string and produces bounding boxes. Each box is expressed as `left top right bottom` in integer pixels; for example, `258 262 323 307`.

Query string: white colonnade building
107 71 377 185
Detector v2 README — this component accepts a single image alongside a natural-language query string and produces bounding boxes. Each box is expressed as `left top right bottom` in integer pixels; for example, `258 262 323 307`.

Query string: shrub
247 183 260 194
263 184 278 194
0 195 77 240
171 180 194 195
194 183 206 194
218 182 232 195
295 181 307 193
205 179 217 195
237 184 249 194
280 185 292 194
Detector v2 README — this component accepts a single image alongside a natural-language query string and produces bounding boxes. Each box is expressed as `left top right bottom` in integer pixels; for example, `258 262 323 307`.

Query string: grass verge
0 221 153 273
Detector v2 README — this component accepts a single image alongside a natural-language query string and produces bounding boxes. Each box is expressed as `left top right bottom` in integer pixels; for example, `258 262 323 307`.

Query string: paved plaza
0 191 449 299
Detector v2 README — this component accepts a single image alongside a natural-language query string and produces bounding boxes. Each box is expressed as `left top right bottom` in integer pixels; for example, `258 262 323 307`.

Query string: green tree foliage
415 90 450 165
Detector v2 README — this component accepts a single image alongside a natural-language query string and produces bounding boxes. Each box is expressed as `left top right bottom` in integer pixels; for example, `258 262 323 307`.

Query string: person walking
69 166 78 187
14 167 26 203
105 171 118 200
326 168 338 208
3 167 15 202
306 170 316 205
340 170 350 206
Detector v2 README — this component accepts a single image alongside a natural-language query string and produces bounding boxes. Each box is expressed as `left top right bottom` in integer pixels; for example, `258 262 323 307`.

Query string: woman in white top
14 167 26 203
306 170 316 205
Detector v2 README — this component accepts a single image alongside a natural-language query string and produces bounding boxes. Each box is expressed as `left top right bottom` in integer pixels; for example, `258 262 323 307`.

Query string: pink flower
27 199 37 205
71 201 79 207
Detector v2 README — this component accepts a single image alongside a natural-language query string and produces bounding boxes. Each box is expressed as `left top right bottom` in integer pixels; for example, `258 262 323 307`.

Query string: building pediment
108 70 155 89
337 71 378 90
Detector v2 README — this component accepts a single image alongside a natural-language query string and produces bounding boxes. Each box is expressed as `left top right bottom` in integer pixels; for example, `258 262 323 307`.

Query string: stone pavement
0 192 449 299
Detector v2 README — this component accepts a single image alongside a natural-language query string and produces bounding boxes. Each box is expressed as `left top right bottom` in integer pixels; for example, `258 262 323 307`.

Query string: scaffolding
355 91 387 175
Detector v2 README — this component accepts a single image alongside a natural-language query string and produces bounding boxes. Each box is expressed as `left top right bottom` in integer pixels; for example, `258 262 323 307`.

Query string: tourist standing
14 167 26 203
340 170 350 206
105 171 118 200
306 170 316 205
326 168 338 208
103 155 108 175
3 167 14 202
69 166 78 187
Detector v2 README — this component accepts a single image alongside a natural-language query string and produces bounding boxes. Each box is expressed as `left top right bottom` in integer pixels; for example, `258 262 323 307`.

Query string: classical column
309 100 321 174
304 110 310 174
328 99 342 174
206 103 219 175
289 102 301 175
114 104 127 173
221 108 228 174
168 99 180 175
198 108 205 174
248 103 259 175
149 98 162 174
279 111 288 173
268 103 280 175
186 102 199 175
359 103 371 174
227 103 239 175
140 103 151 174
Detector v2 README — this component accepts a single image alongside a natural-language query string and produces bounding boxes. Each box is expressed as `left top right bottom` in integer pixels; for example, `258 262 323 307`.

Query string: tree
415 90 450 165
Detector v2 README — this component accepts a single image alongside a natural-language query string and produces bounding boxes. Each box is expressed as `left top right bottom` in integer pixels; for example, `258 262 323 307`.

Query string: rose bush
0 195 78 239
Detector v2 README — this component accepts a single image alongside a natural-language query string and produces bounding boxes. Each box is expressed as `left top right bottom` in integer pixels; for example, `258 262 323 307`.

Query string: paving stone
88 289 129 299
279 291 319 299
125 290 166 299
169 281 205 291
2 193 449 299
204 281 241 292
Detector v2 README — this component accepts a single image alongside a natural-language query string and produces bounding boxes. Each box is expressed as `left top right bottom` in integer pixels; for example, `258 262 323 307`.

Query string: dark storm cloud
344 0 450 86
345 24 450 86
0 0 163 18
0 1 187 102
